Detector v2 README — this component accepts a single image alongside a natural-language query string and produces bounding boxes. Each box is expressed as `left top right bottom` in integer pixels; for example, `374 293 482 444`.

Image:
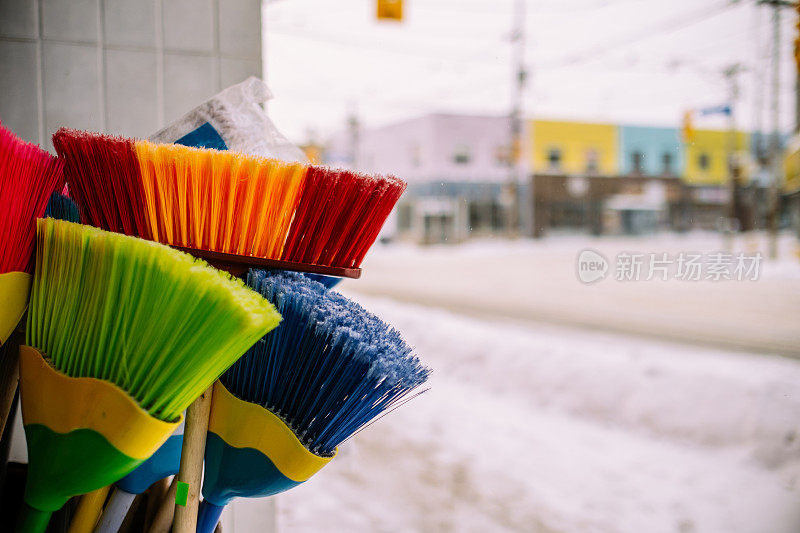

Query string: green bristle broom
16 218 281 532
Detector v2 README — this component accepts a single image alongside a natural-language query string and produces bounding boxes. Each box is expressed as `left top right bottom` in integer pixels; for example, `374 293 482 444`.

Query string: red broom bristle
0 124 65 274
52 128 150 238
347 175 406 267
281 168 406 268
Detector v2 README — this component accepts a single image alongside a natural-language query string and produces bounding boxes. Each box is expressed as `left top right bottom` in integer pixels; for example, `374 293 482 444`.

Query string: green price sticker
175 481 190 506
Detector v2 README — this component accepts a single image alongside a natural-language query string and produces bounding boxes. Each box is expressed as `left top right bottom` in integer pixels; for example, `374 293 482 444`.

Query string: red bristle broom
52 128 405 532
0 123 64 439
53 129 405 276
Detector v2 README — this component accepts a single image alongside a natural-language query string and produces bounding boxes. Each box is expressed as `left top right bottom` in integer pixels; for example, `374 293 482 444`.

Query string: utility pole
347 102 360 171
753 5 770 176
724 64 743 250
796 0 800 134
759 0 794 259
507 0 527 237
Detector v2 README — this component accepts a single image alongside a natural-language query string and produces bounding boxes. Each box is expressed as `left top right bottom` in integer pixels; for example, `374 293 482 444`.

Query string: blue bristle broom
302 272 342 289
197 271 430 533
43 191 80 223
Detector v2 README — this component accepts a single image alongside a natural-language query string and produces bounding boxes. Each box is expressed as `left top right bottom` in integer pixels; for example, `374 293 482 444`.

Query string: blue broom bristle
301 273 342 289
222 270 430 457
44 192 80 223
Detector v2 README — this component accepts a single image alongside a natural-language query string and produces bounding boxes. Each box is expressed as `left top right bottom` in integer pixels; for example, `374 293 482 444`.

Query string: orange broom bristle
135 141 305 258
0 124 65 274
53 128 406 269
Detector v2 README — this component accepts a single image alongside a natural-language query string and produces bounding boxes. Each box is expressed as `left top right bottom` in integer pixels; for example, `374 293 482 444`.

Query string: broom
52 128 405 277
44 190 81 223
16 218 281 532
0 192 82 504
196 271 431 533
0 124 64 443
53 128 406 529
0 190 80 492
0 124 65 345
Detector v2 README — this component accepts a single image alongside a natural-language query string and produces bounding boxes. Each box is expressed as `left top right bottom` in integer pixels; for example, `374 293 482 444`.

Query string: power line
541 0 741 68
414 0 649 17
270 0 744 72
267 24 510 65
267 0 782 136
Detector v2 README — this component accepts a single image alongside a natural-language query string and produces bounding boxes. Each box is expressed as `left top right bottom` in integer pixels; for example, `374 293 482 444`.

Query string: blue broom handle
93 488 136 533
196 500 225 533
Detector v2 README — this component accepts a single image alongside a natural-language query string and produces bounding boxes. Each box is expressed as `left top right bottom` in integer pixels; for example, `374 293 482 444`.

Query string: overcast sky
263 0 799 143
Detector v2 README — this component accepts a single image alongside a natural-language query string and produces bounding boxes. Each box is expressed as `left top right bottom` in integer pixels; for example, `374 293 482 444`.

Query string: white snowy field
270 294 800 533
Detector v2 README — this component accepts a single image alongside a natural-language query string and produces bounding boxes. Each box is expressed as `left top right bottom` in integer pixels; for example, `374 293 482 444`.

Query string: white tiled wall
0 0 263 150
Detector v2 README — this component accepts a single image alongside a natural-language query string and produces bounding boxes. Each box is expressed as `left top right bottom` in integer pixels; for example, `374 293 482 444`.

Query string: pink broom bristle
0 124 65 274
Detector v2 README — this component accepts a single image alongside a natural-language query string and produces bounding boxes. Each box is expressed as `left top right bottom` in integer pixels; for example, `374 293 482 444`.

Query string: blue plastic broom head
198 271 429 532
223 270 431 457
43 192 80 223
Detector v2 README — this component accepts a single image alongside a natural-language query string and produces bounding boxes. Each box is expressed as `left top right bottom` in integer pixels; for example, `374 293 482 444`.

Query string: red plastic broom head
0 124 65 274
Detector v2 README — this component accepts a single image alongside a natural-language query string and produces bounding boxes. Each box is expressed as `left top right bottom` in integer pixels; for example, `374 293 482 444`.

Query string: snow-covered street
269 294 800 533
342 232 800 357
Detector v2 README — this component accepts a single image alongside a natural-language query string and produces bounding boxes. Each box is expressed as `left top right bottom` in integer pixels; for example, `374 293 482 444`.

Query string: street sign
698 104 732 117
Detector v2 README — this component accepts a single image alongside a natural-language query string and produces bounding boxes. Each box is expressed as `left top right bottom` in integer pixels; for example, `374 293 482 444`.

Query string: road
341 232 800 357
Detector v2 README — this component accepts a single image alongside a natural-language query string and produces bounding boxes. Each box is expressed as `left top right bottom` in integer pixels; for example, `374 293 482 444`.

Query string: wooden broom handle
68 486 109 533
144 477 171 528
172 385 213 533
146 478 177 533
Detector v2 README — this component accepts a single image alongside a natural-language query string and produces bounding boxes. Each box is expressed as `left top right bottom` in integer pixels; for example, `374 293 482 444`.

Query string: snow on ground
272 294 800 533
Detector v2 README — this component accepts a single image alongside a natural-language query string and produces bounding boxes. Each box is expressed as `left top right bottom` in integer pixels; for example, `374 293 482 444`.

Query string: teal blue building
619 126 684 177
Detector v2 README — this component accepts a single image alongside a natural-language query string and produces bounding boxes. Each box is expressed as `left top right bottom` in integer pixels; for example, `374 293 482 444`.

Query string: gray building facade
325 113 526 243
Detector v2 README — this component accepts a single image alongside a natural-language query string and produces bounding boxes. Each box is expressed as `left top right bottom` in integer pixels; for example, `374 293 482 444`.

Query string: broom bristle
26 218 282 421
44 192 80 223
222 271 430 457
52 129 147 237
280 168 406 268
134 140 306 258
53 129 404 269
0 124 65 274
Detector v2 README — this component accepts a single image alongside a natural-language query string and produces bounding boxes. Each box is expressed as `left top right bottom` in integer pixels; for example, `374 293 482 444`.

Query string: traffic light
795 3 800 74
377 0 403 21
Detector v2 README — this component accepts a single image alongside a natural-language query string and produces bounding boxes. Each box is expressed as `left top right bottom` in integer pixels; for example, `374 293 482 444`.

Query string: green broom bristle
26 218 282 421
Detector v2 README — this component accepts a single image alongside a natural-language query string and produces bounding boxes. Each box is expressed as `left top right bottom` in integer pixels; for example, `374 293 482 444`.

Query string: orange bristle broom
53 128 405 531
52 128 406 278
0 124 64 439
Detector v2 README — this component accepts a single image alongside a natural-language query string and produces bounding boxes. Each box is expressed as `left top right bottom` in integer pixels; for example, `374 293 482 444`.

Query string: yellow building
528 120 619 175
784 133 800 194
683 129 749 185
